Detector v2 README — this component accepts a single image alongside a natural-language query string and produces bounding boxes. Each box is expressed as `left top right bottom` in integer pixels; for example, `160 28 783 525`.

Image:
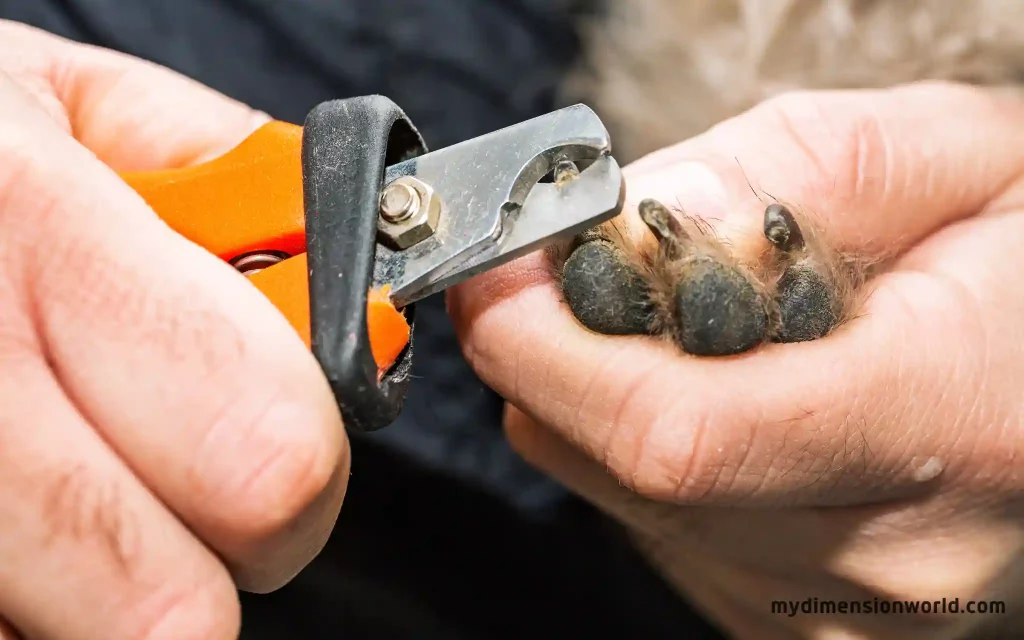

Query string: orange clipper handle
118 121 410 374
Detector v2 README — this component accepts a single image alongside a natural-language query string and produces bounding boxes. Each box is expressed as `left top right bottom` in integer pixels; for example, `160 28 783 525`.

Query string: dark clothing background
0 1 724 638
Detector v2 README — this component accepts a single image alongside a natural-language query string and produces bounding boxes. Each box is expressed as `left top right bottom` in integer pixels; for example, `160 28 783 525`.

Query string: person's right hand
0 22 349 640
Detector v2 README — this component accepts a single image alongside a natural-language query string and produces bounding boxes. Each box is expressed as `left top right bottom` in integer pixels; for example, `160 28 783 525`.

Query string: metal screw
552 159 580 185
380 181 422 223
377 176 443 250
230 251 289 276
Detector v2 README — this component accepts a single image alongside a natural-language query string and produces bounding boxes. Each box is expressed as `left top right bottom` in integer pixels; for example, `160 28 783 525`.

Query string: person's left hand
448 82 1024 640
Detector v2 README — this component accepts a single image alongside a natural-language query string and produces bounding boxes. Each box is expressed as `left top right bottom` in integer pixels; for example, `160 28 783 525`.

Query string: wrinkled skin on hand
0 21 348 640
450 82 1024 639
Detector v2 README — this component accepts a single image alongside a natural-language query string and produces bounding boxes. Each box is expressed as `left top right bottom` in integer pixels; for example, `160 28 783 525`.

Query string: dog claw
764 203 805 252
557 198 862 355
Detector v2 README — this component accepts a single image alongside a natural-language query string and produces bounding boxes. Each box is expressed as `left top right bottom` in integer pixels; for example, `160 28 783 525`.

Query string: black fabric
0 1 725 638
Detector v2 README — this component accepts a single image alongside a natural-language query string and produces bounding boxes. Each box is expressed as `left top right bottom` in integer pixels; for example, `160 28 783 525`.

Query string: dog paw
559 227 657 336
762 203 861 343
637 198 770 355
556 198 866 356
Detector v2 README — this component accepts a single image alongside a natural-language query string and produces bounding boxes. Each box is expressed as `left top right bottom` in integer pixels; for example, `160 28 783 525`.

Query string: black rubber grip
302 96 427 432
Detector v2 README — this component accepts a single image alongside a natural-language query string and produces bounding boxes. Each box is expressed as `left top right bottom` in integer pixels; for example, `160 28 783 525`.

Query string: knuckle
134 569 240 640
39 464 145 579
757 89 892 203
574 359 676 498
144 295 250 381
0 119 36 168
189 387 342 540
631 407 724 503
626 389 845 505
597 378 721 503
586 359 775 506
37 249 250 381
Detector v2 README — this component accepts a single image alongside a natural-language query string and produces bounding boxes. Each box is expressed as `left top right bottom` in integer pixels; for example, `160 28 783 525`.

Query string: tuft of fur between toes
555 199 869 356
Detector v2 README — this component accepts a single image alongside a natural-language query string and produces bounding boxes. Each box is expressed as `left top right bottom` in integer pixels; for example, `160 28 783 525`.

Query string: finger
0 617 22 640
621 81 1024 256
506 397 706 534
608 80 1024 321
462 251 964 507
451 82 1024 506
502 402 852 564
0 340 239 638
0 73 347 591
505 401 1017 599
0 19 270 169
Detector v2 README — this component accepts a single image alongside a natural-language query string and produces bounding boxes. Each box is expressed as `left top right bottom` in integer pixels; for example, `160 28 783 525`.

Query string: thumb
620 81 1024 256
450 82 1024 507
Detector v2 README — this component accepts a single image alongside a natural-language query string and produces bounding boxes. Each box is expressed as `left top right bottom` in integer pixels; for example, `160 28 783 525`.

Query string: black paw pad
773 263 839 343
561 238 655 335
639 198 769 356
761 204 844 342
672 257 768 356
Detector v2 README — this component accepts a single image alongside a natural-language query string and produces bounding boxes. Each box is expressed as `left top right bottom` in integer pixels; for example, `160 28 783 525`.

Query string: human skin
0 21 348 640
449 82 1024 639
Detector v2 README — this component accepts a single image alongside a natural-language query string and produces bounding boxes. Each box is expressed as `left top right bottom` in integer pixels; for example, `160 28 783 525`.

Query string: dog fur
565 0 1024 162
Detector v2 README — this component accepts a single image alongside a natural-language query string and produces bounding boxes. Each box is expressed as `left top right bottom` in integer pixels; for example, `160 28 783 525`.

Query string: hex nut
377 176 442 250
379 181 420 223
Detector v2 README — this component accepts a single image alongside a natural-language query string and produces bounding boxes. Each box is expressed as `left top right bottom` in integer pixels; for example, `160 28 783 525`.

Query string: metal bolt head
379 181 421 223
552 159 580 186
377 176 442 250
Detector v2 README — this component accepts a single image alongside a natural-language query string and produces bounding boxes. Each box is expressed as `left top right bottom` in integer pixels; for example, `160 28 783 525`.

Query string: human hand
449 81 1024 639
0 22 347 639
